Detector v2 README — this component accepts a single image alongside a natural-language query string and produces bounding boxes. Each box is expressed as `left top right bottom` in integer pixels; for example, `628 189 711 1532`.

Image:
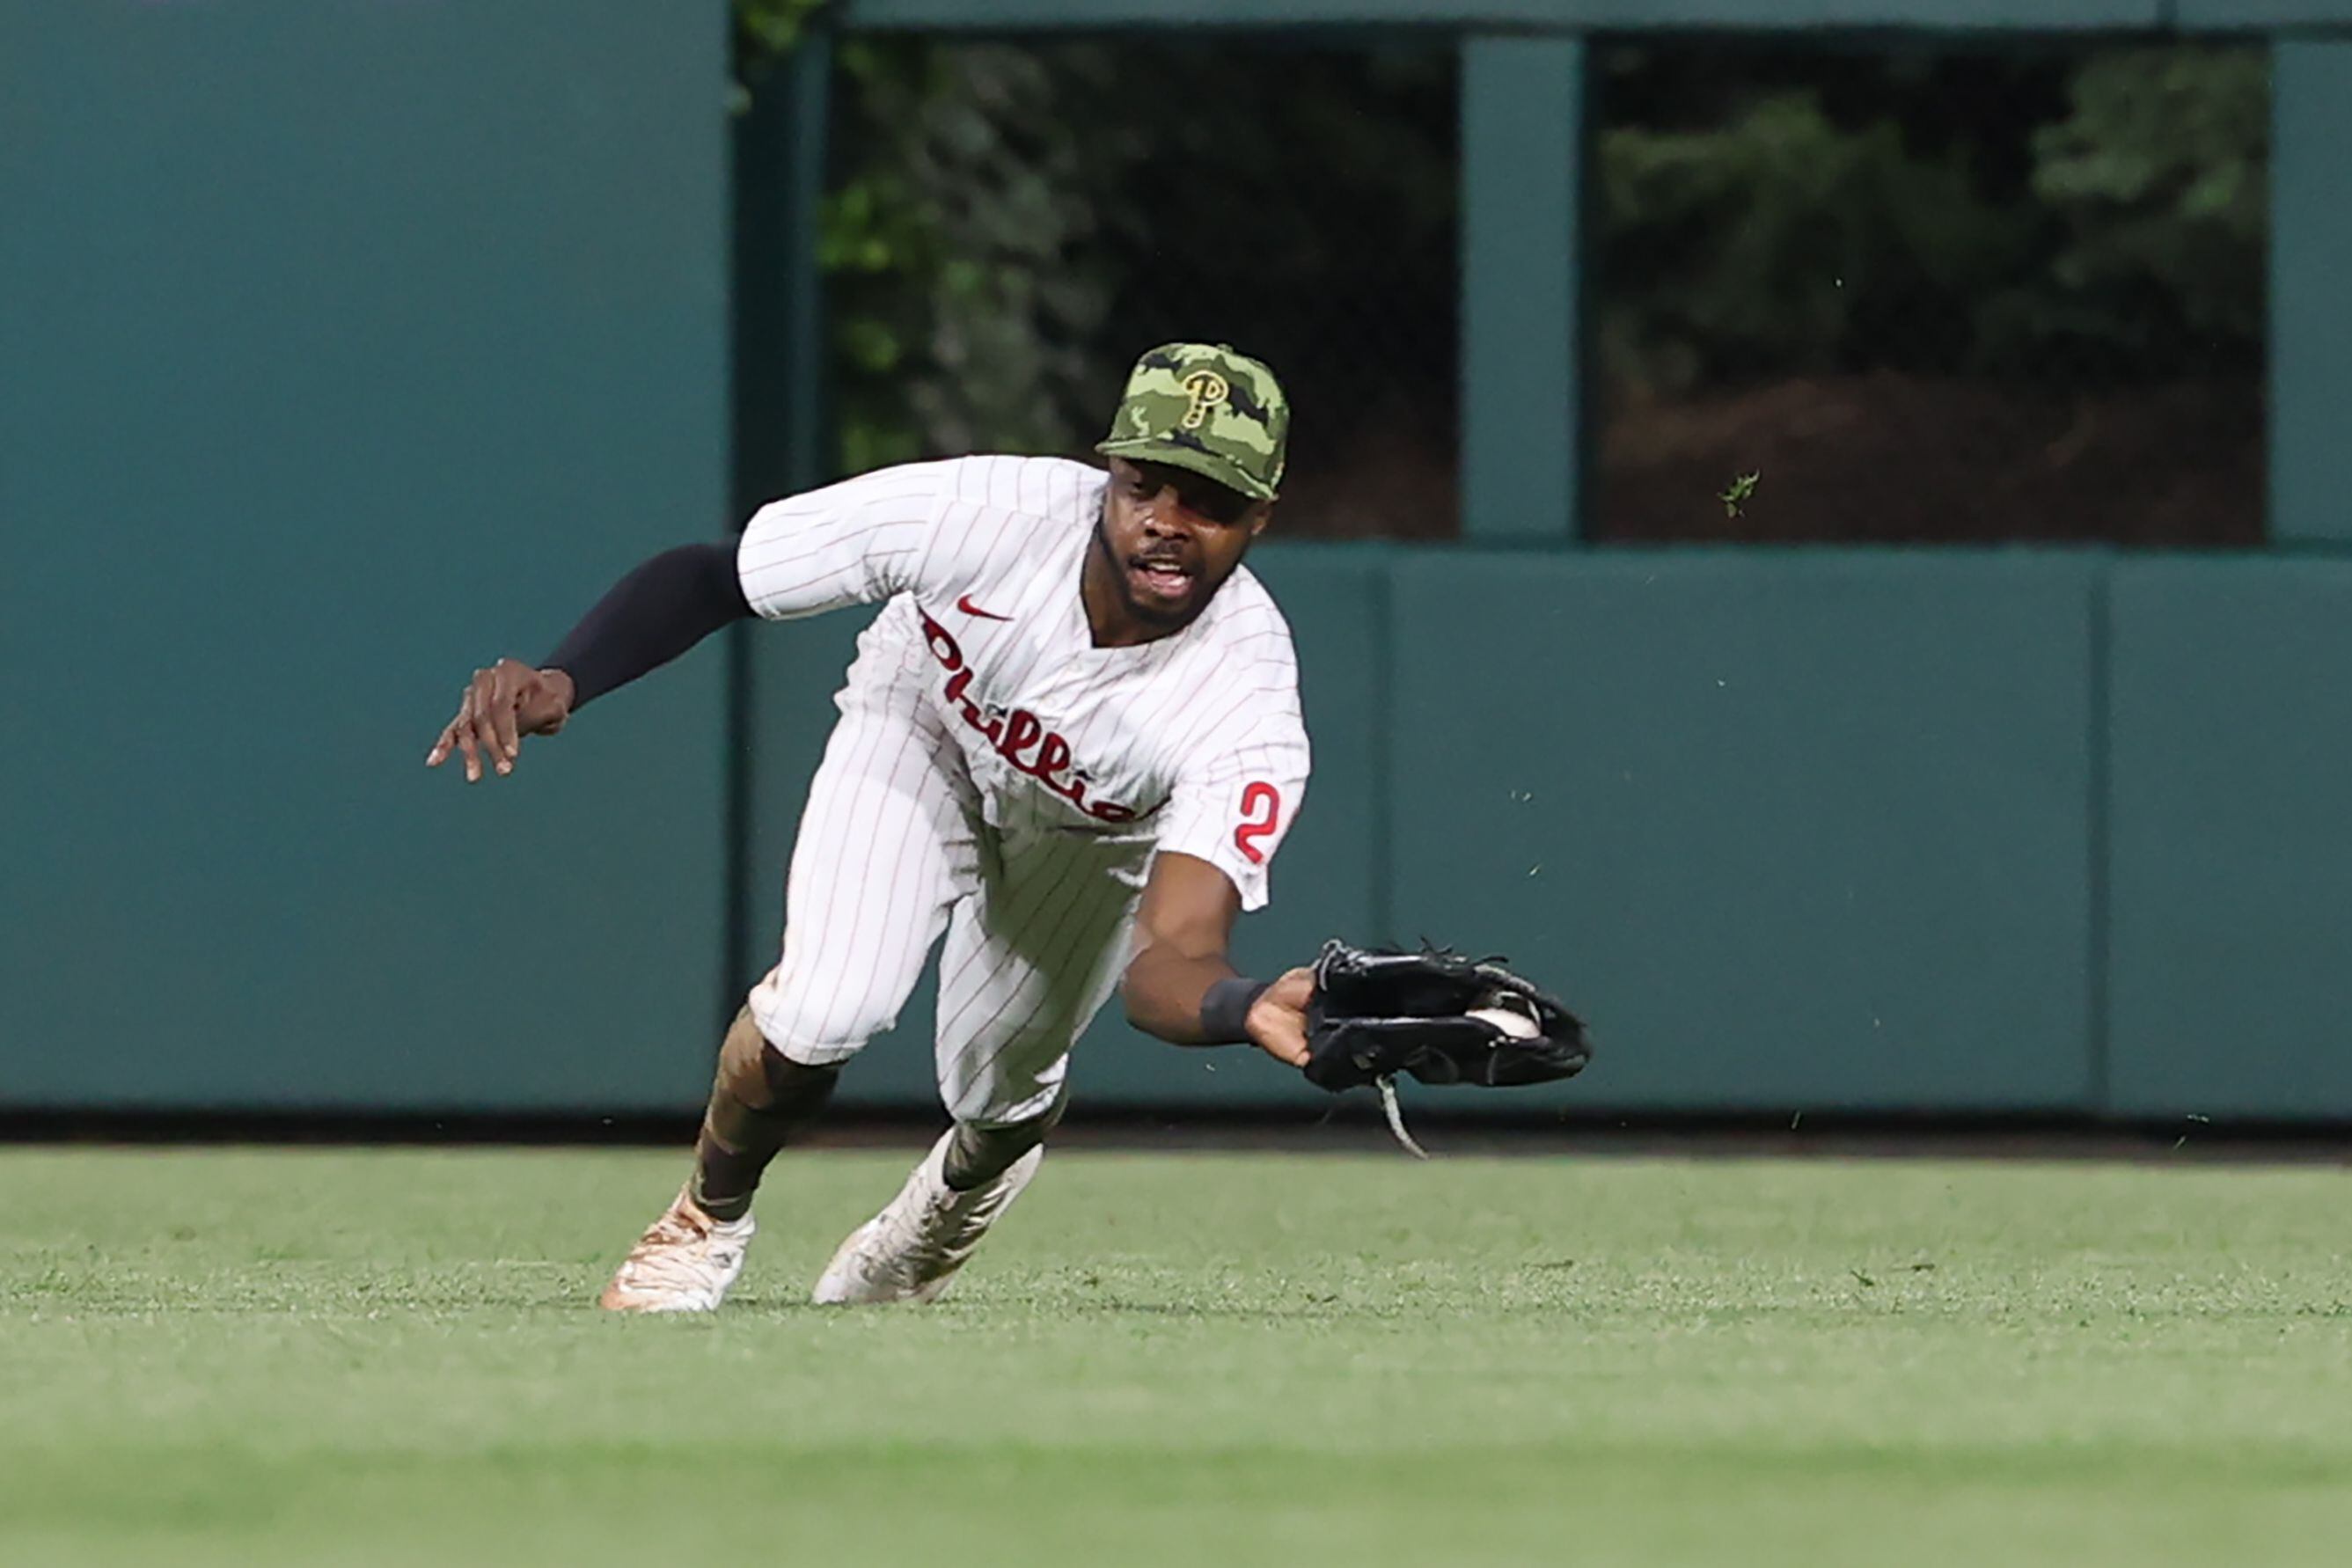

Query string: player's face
1095 458 1271 631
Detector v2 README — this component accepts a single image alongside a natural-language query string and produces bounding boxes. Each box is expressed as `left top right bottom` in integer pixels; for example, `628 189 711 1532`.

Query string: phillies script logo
919 608 1142 824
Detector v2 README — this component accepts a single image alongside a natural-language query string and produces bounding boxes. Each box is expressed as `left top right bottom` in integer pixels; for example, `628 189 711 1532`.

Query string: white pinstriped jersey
736 455 1311 910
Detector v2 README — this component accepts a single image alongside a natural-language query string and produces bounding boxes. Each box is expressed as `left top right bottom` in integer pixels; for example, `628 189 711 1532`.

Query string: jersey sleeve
735 460 955 620
1154 705 1312 913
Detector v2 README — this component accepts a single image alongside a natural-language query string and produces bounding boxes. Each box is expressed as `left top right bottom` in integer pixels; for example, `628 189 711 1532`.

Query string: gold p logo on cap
1179 369 1229 429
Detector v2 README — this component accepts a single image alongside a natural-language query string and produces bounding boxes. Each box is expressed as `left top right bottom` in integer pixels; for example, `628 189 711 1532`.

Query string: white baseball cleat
812 1132 1042 1306
597 1187 755 1313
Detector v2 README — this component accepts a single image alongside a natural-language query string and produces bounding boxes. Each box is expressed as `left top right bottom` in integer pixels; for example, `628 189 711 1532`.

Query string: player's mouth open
1130 558 1193 601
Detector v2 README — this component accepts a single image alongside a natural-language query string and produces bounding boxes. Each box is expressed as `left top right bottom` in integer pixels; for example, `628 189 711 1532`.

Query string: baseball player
428 344 1317 1310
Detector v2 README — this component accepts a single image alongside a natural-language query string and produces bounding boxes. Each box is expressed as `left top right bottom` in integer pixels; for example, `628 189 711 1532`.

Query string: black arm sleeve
540 542 754 709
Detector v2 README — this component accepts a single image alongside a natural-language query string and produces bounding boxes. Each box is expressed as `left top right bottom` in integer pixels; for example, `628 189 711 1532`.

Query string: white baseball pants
745 665 1147 1126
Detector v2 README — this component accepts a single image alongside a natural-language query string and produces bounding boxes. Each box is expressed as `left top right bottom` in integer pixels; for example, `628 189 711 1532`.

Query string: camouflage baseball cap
1095 342 1289 502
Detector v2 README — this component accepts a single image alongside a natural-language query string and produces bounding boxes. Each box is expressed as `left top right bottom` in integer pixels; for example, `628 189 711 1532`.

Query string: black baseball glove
1301 939 1591 1093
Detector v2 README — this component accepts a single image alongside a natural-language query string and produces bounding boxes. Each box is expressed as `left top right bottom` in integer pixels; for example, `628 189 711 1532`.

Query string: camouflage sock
687 1009 839 1222
941 1084 1067 1191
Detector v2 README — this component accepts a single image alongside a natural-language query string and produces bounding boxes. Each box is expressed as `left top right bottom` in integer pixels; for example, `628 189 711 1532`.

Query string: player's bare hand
1245 966 1316 1069
425 660 575 782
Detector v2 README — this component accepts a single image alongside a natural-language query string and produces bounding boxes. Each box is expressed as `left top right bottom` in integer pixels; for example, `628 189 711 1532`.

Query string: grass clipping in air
4 1147 2351 1567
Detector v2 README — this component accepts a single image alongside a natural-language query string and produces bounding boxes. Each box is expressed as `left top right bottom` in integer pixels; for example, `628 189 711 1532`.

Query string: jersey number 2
1234 781 1281 866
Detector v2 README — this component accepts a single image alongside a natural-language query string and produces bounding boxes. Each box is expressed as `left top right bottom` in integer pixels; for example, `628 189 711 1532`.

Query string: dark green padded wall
0 2 730 1108
1388 553 2101 1113
736 545 1385 1111
2106 561 2352 1118
2269 43 2352 546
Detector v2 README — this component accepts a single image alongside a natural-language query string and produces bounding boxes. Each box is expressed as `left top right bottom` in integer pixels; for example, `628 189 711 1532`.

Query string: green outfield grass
3 1144 2348 1566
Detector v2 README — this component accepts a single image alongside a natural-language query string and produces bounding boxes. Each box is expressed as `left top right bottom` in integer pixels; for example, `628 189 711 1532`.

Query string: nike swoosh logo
956 594 1012 621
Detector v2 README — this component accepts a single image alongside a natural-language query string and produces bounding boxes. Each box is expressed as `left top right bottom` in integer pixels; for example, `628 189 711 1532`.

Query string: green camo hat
1095 342 1289 502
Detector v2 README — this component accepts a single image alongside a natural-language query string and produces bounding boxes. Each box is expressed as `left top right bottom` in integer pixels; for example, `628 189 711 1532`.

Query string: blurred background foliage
734 6 2265 542
1591 41 2265 542
1595 43 2267 394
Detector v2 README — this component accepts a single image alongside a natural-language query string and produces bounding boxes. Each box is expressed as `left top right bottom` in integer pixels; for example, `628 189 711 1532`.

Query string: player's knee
745 974 899 1070
986 1086 1067 1141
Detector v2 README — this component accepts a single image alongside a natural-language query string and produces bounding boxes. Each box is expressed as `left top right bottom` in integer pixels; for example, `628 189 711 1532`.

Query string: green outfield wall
0 2 733 1110
9 2 2352 1124
2106 562 2352 1119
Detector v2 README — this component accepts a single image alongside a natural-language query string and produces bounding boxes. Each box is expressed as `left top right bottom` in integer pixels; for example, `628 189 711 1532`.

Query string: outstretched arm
425 541 751 781
542 542 751 708
1122 850 1314 1068
429 460 955 783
